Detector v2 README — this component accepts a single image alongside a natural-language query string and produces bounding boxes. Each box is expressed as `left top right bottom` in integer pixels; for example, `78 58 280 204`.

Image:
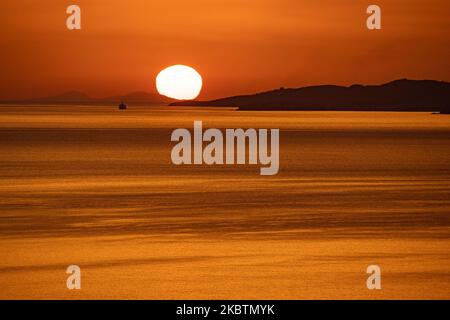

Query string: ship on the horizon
118 101 127 110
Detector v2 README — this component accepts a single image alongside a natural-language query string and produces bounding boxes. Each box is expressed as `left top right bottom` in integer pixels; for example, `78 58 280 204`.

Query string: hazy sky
0 0 449 100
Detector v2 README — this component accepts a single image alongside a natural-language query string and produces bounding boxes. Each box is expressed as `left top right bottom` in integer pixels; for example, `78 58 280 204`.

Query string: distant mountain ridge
101 91 175 104
171 79 450 113
2 91 175 105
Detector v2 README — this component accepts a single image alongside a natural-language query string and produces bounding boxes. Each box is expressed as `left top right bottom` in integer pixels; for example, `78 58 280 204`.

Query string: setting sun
156 65 202 100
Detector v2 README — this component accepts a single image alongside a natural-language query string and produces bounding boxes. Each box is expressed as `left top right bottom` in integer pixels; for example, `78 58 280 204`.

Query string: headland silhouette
171 79 450 113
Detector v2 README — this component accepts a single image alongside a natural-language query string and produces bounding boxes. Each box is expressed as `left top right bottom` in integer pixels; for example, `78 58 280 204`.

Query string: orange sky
0 0 449 100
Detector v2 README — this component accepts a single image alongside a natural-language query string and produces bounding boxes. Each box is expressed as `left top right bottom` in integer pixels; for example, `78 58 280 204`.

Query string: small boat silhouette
118 101 127 110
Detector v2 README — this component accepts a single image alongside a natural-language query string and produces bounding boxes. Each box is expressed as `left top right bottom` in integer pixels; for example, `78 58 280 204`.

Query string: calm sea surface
0 105 449 299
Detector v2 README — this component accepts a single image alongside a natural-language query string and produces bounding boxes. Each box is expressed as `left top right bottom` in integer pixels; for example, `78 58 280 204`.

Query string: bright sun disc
156 65 202 100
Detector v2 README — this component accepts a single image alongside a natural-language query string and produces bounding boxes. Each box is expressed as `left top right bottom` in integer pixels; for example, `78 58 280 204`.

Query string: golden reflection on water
0 105 449 299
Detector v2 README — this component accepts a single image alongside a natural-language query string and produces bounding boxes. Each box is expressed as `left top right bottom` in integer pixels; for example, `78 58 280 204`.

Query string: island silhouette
171 79 450 113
